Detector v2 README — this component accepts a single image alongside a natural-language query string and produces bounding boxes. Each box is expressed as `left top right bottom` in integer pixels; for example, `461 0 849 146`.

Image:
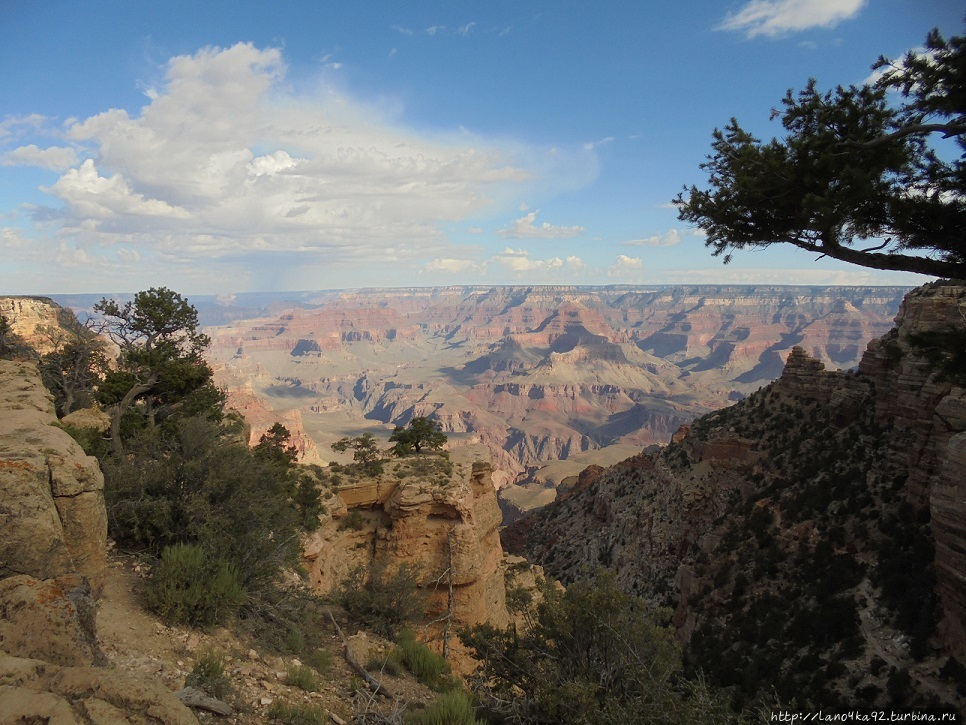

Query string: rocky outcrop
507 282 966 708
0 650 197 724
303 446 509 666
0 296 74 356
0 360 107 592
0 359 199 722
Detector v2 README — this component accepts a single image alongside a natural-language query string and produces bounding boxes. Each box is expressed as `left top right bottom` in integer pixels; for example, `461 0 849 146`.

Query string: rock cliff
303 446 510 666
0 360 107 592
0 359 197 722
507 281 966 710
0 296 77 356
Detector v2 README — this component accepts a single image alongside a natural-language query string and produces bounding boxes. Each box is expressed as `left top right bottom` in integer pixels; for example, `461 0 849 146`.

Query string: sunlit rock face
302 447 510 668
0 360 107 594
0 296 77 356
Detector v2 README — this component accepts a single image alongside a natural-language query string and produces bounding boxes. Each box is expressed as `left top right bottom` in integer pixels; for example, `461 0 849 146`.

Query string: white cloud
458 22 477 36
425 257 484 274
0 113 47 141
492 247 563 273
625 229 682 247
1 144 78 170
426 25 444 36
583 136 614 151
566 255 585 271
718 0 865 38
391 25 414 36
45 159 189 220
498 210 584 239
608 254 643 278
20 42 564 273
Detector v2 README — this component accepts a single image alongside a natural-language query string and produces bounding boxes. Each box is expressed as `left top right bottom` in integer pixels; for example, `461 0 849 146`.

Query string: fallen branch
326 609 392 698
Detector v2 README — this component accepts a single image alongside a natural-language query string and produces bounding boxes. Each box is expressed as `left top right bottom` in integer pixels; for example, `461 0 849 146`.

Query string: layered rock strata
303 447 509 665
507 282 966 706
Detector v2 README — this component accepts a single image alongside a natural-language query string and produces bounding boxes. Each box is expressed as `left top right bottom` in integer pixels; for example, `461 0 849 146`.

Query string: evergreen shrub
146 543 245 626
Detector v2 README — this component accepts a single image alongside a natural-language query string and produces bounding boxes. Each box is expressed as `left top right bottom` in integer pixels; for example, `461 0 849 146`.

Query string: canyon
170 285 907 516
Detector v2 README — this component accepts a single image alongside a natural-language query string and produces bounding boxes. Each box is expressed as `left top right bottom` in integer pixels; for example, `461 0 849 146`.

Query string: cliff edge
508 281 966 710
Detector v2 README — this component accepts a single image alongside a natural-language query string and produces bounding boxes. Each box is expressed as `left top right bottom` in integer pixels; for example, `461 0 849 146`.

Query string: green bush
461 570 735 724
306 647 333 674
146 543 245 626
336 562 426 638
185 648 231 699
406 690 484 725
102 415 306 600
397 630 451 689
366 650 404 677
339 509 364 531
267 701 328 725
285 664 321 692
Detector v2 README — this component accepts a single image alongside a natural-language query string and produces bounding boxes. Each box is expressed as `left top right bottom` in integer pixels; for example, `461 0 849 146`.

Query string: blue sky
1 0 962 294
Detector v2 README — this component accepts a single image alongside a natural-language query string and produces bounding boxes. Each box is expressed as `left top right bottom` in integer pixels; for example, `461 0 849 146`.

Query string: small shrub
336 562 426 638
397 630 451 689
285 664 321 692
267 701 327 725
306 648 333 674
282 626 306 655
146 543 245 626
366 650 404 677
339 509 365 531
406 689 484 725
186 648 231 699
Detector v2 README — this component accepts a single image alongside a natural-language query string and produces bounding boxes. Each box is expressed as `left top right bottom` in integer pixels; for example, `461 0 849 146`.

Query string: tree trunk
109 378 155 456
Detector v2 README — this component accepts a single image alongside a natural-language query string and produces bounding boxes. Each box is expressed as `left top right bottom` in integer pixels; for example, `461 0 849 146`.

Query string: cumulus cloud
718 0 865 38
20 42 560 273
1 144 78 170
608 254 643 278
497 210 584 239
490 248 585 276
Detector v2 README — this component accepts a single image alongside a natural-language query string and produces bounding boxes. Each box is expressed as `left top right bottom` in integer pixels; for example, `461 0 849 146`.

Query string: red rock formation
302 450 509 665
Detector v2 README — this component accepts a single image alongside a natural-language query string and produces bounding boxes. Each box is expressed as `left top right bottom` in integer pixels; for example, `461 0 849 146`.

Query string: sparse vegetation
462 570 735 724
186 648 232 700
267 701 328 725
336 562 427 638
285 664 321 692
406 690 484 725
396 630 452 691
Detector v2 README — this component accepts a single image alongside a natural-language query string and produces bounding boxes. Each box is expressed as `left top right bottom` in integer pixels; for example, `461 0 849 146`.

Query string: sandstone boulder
0 360 107 593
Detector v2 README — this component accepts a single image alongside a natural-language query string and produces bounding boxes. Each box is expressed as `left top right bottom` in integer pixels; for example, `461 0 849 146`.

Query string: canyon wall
506 281 965 709
196 285 906 509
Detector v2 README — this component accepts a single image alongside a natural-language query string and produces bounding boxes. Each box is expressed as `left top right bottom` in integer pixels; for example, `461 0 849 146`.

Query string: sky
1 0 962 295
